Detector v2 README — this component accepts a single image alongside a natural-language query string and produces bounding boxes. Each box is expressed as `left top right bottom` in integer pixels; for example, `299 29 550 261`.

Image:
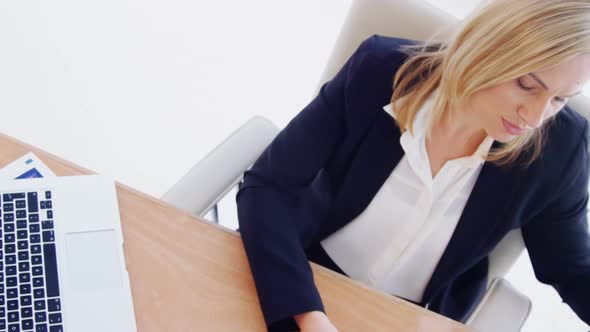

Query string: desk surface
0 132 474 332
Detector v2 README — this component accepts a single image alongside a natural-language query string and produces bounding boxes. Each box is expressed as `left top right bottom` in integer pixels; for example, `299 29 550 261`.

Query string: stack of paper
0 152 55 181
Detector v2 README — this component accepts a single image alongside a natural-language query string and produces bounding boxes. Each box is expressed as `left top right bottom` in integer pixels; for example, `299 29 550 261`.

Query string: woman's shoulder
353 34 422 65
548 106 589 150
529 106 589 183
342 35 422 108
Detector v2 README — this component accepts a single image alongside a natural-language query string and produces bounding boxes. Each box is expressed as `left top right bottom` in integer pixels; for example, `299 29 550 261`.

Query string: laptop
0 174 137 332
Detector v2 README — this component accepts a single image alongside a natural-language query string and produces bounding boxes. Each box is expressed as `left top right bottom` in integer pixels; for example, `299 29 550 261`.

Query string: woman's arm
237 36 378 330
521 120 590 324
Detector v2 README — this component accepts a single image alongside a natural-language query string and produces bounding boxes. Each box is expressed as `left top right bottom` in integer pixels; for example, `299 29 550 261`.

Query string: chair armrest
161 116 280 217
465 278 532 332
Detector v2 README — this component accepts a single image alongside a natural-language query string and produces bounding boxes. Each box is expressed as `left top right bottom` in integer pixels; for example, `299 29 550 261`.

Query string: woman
237 1 590 331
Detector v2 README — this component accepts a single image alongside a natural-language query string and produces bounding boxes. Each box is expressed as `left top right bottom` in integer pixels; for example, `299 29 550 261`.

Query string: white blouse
321 92 494 302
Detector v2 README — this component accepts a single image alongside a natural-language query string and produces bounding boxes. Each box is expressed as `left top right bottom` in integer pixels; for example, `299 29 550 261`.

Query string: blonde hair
391 0 590 167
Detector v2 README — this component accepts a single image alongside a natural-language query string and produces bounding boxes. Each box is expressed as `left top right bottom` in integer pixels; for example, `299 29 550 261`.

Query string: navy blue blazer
236 35 590 330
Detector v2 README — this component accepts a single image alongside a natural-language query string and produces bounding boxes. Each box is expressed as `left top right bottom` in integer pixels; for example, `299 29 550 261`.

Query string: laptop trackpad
65 230 123 290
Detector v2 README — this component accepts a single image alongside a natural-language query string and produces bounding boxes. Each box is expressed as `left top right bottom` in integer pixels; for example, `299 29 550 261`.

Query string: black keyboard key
15 201 25 209
45 191 51 199
17 240 28 250
20 307 32 318
45 201 52 209
6 234 15 243
28 214 39 223
31 256 42 265
0 307 4 316
18 262 29 272
7 288 18 299
32 266 42 276
0 319 4 329
7 311 18 322
16 220 26 229
27 193 38 213
40 202 46 209
42 231 54 243
6 277 16 287
33 278 43 288
31 245 41 254
8 323 19 331
3 204 14 212
46 211 53 219
19 284 31 295
29 224 40 233
34 312 46 323
6 255 16 265
21 319 33 330
43 244 59 297
30 235 40 244
48 313 61 324
4 213 14 222
33 289 44 299
20 296 33 308
15 211 25 219
4 193 25 201
5 244 15 254
0 295 4 306
36 324 48 332
47 299 60 312
6 266 16 276
18 252 28 261
49 325 62 332
7 300 17 311
34 300 45 311
19 273 30 283
0 272 3 283
41 221 53 230
4 223 15 232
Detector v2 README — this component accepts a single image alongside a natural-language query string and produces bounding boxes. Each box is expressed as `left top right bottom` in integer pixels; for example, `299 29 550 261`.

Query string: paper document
0 152 55 180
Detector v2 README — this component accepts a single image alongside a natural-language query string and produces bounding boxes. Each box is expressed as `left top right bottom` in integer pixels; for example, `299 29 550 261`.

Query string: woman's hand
294 311 339 332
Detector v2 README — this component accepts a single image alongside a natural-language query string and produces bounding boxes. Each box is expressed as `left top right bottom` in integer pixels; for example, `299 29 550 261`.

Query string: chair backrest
161 116 280 217
319 0 590 283
317 0 456 88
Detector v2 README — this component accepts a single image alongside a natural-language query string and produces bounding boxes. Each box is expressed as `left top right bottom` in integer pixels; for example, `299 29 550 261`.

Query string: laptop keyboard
0 191 64 332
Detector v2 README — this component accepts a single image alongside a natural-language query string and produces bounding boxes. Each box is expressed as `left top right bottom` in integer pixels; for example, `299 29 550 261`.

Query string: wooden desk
0 133 474 332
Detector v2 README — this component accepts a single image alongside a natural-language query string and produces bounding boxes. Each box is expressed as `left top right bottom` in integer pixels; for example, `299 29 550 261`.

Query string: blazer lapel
422 142 525 302
321 110 404 239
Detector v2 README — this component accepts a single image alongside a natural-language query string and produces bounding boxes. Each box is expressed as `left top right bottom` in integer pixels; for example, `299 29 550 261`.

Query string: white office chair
162 1 590 331
161 116 280 223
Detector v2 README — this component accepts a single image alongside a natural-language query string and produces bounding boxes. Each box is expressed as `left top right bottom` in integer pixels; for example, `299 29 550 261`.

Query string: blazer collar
323 109 403 239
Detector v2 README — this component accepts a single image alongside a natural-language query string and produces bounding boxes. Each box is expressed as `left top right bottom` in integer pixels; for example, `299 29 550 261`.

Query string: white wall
0 0 588 330
0 0 351 197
